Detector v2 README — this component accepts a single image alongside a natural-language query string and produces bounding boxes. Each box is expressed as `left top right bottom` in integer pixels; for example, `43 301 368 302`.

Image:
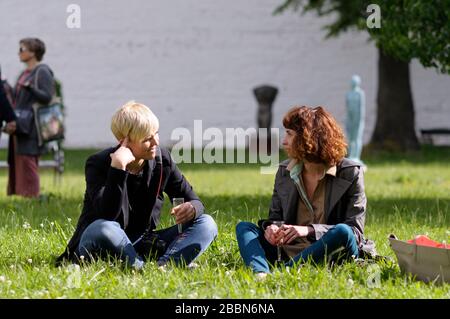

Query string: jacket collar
286 159 337 179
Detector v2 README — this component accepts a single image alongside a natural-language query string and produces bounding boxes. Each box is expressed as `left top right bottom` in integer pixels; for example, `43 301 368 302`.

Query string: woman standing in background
6 38 55 197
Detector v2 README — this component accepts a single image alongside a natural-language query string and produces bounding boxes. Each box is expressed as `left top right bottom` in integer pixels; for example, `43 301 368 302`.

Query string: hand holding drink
171 198 196 234
172 198 184 234
272 221 285 262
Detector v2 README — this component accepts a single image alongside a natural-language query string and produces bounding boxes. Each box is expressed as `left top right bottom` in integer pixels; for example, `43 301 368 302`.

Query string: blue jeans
236 222 359 274
77 214 218 269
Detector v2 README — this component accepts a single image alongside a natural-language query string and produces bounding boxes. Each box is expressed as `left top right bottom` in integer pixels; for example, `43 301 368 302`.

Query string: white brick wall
1 0 449 148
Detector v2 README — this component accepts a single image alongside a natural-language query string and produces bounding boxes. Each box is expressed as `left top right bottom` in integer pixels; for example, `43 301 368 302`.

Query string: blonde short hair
111 101 159 142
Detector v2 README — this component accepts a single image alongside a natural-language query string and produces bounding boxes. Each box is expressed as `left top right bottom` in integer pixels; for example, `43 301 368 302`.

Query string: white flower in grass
40 223 44 228
27 258 33 264
67 218 72 222
347 278 354 287
158 266 167 273
0 275 6 282
22 222 31 230
50 222 54 227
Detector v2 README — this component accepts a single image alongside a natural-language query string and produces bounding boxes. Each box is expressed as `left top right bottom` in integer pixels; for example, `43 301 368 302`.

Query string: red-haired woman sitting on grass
236 106 373 278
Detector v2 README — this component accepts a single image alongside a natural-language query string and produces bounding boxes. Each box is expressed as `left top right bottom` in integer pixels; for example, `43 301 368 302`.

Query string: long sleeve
258 166 284 230
163 152 204 218
29 66 54 104
268 167 284 221
310 167 366 242
85 155 129 221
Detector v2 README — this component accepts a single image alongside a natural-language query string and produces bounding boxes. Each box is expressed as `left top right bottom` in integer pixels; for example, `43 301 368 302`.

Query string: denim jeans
236 222 359 274
77 214 218 269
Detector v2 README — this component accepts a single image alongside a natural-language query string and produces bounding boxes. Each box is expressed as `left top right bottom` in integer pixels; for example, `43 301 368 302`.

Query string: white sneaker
158 264 167 272
255 272 268 281
132 259 144 271
187 262 199 270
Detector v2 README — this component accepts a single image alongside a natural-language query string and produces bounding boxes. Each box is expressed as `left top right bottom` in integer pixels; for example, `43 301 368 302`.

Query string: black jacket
0 80 16 125
0 64 16 127
56 146 204 264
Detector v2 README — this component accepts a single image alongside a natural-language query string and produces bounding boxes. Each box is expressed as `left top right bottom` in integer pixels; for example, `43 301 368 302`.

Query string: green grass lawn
0 146 448 298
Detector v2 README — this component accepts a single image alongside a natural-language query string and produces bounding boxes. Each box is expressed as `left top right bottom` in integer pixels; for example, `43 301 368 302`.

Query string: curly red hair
282 106 347 166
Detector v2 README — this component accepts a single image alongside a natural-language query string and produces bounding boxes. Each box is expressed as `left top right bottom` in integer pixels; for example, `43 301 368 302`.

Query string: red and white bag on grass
389 234 449 284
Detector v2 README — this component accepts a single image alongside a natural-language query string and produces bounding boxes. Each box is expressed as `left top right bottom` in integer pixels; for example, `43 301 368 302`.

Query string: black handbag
14 108 34 135
133 230 167 259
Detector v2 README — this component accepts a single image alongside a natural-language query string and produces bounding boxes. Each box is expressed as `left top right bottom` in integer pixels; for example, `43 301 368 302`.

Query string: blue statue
346 75 365 164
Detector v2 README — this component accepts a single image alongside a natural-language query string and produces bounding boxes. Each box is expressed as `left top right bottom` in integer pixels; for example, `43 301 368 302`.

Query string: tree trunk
371 47 419 151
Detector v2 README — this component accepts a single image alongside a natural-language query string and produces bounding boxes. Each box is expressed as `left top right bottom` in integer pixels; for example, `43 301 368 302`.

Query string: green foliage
54 78 64 109
0 148 448 298
275 0 450 73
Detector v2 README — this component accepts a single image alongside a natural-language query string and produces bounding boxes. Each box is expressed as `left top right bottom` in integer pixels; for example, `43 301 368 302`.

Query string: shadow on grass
368 197 449 218
0 191 446 228
1 145 446 175
199 194 449 227
0 194 83 224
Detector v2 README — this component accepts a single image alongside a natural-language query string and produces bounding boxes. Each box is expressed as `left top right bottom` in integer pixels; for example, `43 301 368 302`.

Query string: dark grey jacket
262 158 367 250
13 64 55 156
